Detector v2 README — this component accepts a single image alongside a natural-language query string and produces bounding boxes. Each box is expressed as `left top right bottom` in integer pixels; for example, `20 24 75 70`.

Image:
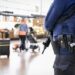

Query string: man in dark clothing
45 0 75 75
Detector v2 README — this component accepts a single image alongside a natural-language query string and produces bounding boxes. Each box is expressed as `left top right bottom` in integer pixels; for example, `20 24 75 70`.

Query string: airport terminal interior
0 0 55 75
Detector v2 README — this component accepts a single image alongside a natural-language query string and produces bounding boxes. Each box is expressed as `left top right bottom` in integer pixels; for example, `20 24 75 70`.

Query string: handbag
19 31 27 35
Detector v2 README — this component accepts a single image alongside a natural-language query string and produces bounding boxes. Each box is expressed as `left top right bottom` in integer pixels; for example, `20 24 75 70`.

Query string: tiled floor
0 40 55 75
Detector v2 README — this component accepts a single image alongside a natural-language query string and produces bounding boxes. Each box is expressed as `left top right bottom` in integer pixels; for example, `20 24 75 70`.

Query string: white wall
0 22 17 30
0 0 53 15
42 0 53 15
0 0 54 30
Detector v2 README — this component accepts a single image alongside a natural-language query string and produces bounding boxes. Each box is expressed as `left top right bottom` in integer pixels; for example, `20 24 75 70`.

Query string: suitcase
0 39 10 58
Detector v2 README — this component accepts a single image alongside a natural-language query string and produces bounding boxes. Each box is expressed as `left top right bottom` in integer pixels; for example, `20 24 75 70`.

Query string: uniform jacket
45 0 75 38
45 0 75 70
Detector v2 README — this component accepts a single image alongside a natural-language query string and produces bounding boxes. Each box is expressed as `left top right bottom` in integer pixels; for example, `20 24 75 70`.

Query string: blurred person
44 0 75 75
19 19 28 52
26 27 40 53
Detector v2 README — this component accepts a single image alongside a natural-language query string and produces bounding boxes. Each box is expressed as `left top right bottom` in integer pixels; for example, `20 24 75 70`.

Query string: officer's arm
45 0 66 32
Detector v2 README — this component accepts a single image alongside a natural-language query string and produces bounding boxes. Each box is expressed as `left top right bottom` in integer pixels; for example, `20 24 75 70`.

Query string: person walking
19 19 28 52
44 0 75 75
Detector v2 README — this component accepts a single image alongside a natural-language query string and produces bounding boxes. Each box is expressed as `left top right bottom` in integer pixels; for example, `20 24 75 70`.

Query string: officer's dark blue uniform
45 0 75 75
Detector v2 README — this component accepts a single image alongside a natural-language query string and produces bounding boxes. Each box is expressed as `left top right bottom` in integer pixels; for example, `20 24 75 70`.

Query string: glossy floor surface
0 40 55 75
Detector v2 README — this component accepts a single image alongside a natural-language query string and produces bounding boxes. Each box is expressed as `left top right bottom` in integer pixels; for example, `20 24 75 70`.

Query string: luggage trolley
0 29 10 58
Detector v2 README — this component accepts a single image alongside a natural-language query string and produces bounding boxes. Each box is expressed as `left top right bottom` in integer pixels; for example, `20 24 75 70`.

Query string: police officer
45 0 75 75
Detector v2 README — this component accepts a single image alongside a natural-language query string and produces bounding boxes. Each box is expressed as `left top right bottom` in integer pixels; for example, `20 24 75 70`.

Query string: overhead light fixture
2 11 13 14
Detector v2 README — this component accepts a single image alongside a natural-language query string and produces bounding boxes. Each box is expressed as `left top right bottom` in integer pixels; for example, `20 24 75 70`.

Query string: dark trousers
19 35 27 50
54 63 75 75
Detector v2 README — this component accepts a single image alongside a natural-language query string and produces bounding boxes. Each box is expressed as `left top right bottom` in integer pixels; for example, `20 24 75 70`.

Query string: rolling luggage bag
0 39 10 58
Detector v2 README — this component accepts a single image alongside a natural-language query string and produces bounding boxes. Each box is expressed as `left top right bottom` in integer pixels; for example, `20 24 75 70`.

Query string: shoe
25 48 28 51
18 50 25 56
